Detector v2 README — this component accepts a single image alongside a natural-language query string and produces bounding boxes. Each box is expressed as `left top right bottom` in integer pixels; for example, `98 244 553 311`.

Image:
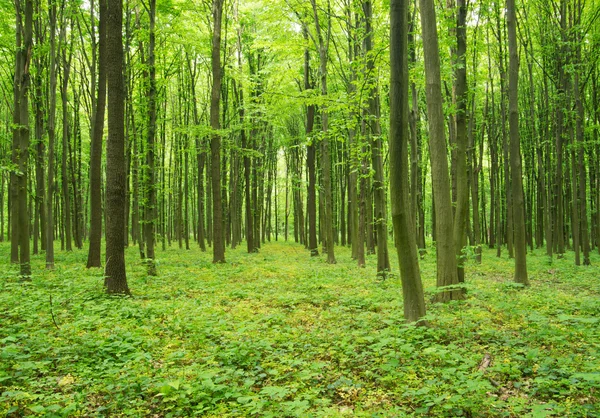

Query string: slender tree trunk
70 89 84 249
408 10 426 254
453 0 468 287
187 55 206 252
87 0 107 268
46 0 58 269
60 25 73 253
311 0 336 264
507 0 528 285
144 0 158 275
304 25 318 257
357 151 366 267
33 52 45 256
495 3 513 258
364 0 390 275
555 0 567 257
210 0 225 263
574 41 590 265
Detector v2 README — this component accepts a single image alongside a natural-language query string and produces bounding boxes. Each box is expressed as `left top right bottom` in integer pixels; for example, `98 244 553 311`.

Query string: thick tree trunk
13 0 33 277
104 0 130 294
419 0 461 301
390 0 426 323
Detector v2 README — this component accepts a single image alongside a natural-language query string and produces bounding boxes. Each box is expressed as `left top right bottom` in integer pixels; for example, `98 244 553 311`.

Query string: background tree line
1 0 599 323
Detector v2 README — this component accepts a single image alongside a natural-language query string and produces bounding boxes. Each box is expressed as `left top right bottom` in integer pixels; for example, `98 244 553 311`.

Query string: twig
478 353 492 371
49 294 60 330
478 353 500 387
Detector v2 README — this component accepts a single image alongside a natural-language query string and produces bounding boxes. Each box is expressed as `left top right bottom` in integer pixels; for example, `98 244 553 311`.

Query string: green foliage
0 242 599 416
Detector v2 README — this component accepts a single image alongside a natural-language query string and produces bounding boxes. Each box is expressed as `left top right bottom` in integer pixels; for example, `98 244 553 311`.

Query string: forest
1 0 599 415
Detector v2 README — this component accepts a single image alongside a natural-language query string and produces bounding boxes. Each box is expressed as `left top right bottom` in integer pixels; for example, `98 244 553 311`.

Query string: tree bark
304 24 318 257
506 0 529 285
390 0 426 323
60 19 73 253
46 0 58 269
453 0 468 287
87 0 107 268
364 0 390 275
574 39 590 265
144 0 158 275
12 0 33 277
104 0 130 294
419 0 461 301
210 0 225 263
311 0 336 264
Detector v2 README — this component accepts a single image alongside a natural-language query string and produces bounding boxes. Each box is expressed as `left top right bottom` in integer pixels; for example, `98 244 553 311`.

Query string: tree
310 0 336 264
144 0 158 275
12 0 33 277
303 22 319 257
210 0 225 263
389 0 426 323
453 0 468 286
59 5 73 253
506 0 528 285
364 0 390 276
32 3 46 256
46 0 58 270
104 0 129 294
419 0 461 301
87 0 107 268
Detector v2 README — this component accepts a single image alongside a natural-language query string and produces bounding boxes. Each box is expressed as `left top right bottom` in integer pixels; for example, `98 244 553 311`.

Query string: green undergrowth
1 241 599 417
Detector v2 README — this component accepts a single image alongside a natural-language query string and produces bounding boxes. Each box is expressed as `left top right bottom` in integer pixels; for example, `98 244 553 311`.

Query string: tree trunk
144 0 157 275
33 52 45 256
104 0 130 294
60 23 73 253
210 0 225 263
46 0 58 269
12 0 33 277
453 0 468 287
574 41 590 265
311 0 336 264
87 0 107 268
408 11 426 254
506 0 528 285
304 24 318 257
390 0 426 323
419 0 461 301
364 0 390 275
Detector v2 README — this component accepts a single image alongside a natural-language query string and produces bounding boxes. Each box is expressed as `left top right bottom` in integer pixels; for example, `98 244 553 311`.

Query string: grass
1 240 599 417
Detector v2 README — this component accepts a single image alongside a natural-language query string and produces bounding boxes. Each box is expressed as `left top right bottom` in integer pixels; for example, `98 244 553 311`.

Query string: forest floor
1 240 599 417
